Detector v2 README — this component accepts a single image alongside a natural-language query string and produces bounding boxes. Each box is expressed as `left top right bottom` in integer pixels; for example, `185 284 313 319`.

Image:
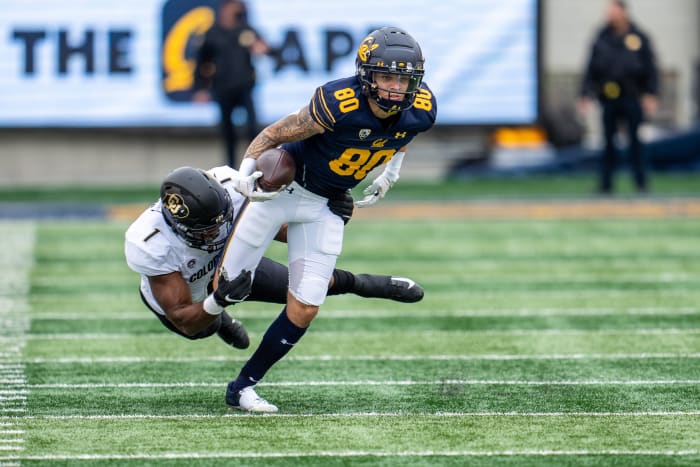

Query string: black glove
212 269 252 307
327 189 354 225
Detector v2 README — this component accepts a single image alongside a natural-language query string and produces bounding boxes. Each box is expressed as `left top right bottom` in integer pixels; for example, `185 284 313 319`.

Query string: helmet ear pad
160 167 234 252
355 27 425 112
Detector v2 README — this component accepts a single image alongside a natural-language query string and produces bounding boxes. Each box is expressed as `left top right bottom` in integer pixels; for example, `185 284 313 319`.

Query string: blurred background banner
0 0 539 127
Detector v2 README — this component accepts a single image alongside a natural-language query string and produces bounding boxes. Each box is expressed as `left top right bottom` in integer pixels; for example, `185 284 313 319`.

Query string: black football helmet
356 27 425 112
160 167 233 252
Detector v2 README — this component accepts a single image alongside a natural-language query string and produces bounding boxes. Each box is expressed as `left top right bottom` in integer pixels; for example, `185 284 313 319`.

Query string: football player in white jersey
125 165 423 351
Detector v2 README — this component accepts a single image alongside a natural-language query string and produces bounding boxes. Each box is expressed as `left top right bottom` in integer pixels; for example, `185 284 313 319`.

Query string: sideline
350 198 700 220
0 222 34 459
106 197 700 222
3 198 700 221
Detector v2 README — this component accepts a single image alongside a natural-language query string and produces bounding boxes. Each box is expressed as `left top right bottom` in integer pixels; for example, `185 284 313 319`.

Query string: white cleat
227 386 278 413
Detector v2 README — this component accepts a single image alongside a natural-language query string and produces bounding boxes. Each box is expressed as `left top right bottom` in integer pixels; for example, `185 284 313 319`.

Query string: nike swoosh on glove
213 269 252 307
234 171 282 202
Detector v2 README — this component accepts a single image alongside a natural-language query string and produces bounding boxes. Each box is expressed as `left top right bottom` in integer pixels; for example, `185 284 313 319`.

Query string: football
255 148 296 192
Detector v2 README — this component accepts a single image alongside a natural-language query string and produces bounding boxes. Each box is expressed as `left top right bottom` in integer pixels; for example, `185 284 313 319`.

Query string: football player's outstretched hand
234 171 280 202
213 269 252 307
355 173 395 208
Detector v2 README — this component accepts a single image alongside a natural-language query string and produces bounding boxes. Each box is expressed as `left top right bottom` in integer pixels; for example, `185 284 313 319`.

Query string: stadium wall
0 0 698 186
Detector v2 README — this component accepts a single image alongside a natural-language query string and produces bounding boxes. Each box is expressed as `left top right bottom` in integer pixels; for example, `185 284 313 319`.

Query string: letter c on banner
162 6 214 93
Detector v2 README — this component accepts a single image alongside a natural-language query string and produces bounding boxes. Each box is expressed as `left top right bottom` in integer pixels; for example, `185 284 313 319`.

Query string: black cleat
353 274 424 303
216 315 250 349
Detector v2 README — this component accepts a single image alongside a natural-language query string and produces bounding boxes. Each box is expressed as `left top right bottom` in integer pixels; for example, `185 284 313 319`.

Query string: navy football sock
230 307 307 391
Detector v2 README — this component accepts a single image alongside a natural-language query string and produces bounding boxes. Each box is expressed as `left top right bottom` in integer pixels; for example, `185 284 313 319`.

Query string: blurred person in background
578 0 659 195
193 0 270 168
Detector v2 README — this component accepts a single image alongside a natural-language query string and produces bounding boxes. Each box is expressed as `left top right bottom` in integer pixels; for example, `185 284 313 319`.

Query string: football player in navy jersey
204 27 437 412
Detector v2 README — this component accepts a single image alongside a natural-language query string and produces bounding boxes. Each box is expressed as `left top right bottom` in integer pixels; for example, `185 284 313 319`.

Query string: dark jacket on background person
194 24 261 95
580 22 658 101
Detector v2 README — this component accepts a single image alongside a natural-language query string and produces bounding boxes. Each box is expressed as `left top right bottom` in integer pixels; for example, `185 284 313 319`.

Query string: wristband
385 151 405 181
238 157 257 177
202 294 224 315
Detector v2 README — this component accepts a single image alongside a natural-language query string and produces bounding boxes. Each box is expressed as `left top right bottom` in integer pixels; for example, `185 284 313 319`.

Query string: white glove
234 157 281 202
233 171 281 202
355 172 396 207
355 151 405 208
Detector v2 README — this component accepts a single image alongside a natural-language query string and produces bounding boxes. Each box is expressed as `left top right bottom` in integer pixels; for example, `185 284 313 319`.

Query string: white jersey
124 166 246 315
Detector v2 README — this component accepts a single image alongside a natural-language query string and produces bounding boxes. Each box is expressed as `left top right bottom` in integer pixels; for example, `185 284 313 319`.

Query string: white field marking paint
0 223 33 458
1 449 700 461
25 379 700 390
19 412 700 421
16 328 700 340
0 373 24 379
23 353 700 364
22 307 700 320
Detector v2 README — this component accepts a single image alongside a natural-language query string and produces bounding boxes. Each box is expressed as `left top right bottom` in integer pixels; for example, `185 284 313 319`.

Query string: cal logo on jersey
161 0 217 102
358 129 372 140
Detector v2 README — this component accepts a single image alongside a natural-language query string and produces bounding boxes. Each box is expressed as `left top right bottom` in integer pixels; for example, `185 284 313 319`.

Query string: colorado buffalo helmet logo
164 193 190 219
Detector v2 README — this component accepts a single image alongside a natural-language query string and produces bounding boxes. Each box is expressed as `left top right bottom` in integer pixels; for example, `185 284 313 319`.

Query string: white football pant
219 181 344 306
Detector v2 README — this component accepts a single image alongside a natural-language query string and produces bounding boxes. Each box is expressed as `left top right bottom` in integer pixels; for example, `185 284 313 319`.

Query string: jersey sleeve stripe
309 86 335 131
317 88 336 124
310 98 333 132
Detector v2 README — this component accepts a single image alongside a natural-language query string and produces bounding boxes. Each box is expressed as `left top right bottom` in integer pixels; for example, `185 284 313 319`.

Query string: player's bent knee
288 262 334 307
286 292 319 328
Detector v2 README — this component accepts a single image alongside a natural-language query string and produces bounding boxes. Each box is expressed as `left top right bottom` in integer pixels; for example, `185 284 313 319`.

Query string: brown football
255 148 296 192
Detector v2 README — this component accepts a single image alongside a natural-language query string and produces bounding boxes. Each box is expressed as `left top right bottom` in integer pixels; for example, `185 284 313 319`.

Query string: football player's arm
147 272 218 336
355 145 408 208
244 106 325 161
234 106 326 200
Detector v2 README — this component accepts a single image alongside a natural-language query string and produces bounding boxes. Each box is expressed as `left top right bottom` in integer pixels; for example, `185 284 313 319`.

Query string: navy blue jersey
282 76 437 197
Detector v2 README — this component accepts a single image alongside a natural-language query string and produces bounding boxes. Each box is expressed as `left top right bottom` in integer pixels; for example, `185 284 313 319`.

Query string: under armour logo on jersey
395 131 407 139
285 186 295 194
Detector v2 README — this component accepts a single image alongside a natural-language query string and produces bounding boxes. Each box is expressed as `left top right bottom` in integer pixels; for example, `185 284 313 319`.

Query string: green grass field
2 201 700 465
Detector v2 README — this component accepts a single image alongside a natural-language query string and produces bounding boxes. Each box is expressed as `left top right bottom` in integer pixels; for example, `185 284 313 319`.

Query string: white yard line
0 223 33 459
15 328 700 340
1 449 699 461
19 412 700 420
25 379 700 389
24 353 700 364
21 307 700 320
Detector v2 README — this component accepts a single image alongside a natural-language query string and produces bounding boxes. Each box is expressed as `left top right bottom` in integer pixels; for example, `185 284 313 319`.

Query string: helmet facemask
358 64 424 113
356 27 425 113
167 201 233 253
160 168 234 253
